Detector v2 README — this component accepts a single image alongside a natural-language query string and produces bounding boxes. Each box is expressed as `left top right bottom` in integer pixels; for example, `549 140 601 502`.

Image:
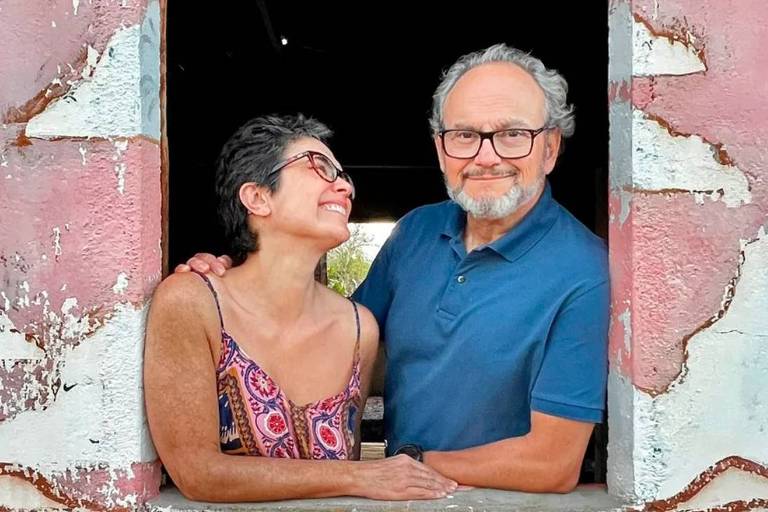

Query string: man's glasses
268 150 355 199
439 127 551 159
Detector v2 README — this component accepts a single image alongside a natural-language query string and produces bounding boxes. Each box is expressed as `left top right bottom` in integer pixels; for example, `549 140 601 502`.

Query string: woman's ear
239 182 272 217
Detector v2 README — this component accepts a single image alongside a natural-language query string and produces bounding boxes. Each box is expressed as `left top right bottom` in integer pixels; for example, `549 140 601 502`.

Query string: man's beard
445 169 543 219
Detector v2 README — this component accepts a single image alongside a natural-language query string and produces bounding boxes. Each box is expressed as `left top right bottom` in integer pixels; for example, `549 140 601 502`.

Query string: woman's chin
334 227 351 246
319 226 350 251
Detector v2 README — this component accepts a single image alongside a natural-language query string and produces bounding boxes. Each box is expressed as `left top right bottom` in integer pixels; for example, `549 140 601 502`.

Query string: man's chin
461 187 514 203
449 182 541 219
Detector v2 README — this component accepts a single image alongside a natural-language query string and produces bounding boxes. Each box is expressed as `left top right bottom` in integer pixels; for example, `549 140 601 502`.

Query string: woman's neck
223 237 326 324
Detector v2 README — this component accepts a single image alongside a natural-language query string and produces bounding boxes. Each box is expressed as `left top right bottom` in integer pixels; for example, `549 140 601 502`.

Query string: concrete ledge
147 485 629 512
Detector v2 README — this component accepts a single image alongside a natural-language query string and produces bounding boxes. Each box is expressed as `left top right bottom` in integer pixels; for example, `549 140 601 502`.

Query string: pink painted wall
2 0 766 509
619 0 767 395
608 0 768 509
0 1 163 509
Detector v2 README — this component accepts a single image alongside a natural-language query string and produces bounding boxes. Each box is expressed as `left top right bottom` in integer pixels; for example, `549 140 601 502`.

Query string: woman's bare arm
350 303 380 460
144 273 455 502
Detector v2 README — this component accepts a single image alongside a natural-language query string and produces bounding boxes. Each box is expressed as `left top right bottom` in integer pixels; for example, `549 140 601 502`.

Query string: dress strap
192 271 224 330
350 300 361 344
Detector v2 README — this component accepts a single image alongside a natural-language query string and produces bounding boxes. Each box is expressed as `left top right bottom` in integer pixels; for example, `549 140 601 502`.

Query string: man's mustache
459 167 519 179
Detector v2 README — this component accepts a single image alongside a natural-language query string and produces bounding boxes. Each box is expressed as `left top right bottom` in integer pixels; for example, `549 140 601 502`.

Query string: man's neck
463 184 545 253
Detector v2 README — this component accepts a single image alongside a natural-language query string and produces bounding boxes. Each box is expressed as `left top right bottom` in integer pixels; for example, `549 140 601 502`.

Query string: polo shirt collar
440 180 559 263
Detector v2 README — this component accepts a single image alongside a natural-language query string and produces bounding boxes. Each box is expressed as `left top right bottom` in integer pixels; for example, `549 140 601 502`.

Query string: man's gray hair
429 43 575 138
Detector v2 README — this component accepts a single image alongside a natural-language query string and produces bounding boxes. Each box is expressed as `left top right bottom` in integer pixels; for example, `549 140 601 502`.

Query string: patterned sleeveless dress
195 272 362 459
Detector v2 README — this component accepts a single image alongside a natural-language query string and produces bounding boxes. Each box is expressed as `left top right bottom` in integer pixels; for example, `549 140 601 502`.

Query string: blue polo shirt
352 182 609 453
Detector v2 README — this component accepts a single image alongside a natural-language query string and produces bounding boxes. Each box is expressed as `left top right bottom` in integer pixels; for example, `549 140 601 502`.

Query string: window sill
146 484 628 511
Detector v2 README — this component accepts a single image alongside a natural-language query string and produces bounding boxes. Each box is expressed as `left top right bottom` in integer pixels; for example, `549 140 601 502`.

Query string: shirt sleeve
530 279 610 423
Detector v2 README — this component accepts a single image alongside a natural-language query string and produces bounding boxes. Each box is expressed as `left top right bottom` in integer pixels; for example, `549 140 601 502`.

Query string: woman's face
264 137 354 250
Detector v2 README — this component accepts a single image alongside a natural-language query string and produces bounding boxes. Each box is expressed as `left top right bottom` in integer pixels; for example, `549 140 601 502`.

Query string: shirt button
457 275 466 284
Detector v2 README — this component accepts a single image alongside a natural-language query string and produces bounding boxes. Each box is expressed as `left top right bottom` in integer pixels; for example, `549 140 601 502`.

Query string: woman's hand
350 455 457 500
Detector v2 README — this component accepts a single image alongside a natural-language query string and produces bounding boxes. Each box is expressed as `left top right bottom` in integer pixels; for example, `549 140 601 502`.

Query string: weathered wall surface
0 1 163 509
608 0 768 510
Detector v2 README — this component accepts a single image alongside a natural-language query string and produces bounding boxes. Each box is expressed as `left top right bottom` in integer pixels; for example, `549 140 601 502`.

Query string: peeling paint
140 0 161 140
114 139 129 154
1 136 162 308
609 0 633 84
2 49 88 124
0 359 61 423
112 272 129 295
609 95 633 229
667 465 768 512
0 310 45 359
26 24 145 139
0 3 165 509
0 475 63 510
632 111 751 207
78 144 87 165
0 132 161 507
632 228 768 502
633 15 706 77
0 460 161 510
608 370 637 501
625 193 765 395
618 309 632 355
52 227 62 260
611 0 768 508
0 303 157 465
82 44 100 79
115 162 127 194
0 0 148 124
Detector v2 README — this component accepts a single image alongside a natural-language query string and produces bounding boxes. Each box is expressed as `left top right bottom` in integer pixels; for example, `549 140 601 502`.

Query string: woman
144 114 456 502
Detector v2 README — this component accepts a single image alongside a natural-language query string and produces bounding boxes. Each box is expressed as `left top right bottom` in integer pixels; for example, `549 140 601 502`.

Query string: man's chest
384 246 565 363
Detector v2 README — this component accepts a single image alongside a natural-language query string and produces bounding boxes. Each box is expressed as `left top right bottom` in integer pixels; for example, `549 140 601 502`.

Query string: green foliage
327 225 374 297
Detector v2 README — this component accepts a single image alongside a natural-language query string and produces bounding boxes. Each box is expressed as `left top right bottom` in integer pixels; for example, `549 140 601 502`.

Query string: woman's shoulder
318 285 376 324
150 272 220 324
352 301 379 342
153 272 210 303
145 272 223 357
317 286 379 351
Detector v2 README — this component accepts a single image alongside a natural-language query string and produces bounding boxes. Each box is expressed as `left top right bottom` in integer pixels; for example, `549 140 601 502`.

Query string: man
182 43 609 493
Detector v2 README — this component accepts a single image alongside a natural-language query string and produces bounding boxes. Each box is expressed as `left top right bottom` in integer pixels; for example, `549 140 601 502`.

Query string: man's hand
174 253 233 276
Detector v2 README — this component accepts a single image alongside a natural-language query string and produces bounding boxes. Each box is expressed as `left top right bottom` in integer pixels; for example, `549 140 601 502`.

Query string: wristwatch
393 443 424 462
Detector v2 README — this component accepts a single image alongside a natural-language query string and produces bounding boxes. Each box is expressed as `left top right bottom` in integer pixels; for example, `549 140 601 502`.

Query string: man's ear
542 128 562 175
239 182 272 217
433 134 447 175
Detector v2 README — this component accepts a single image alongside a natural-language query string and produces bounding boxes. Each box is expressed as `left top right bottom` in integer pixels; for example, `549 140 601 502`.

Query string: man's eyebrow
447 123 476 130
448 118 535 130
496 118 536 129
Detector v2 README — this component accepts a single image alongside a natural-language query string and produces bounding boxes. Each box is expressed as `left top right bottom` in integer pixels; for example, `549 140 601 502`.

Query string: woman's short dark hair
216 114 332 265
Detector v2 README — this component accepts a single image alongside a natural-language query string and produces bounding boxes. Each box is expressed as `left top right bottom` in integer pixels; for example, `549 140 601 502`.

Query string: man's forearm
423 417 593 493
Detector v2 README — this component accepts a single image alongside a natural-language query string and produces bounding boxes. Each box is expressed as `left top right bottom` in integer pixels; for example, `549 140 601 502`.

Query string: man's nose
474 138 502 167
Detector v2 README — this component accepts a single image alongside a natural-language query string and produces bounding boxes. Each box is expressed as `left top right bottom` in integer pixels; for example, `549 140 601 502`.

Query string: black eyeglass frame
438 127 552 159
267 150 355 199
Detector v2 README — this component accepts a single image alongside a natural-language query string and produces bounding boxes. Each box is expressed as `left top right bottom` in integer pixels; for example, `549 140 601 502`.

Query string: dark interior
168 1 609 483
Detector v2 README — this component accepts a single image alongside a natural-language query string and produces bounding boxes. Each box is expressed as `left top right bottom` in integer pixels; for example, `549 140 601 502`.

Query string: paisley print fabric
195 272 362 460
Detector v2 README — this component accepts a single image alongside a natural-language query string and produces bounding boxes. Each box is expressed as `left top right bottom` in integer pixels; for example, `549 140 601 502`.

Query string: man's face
434 62 561 219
